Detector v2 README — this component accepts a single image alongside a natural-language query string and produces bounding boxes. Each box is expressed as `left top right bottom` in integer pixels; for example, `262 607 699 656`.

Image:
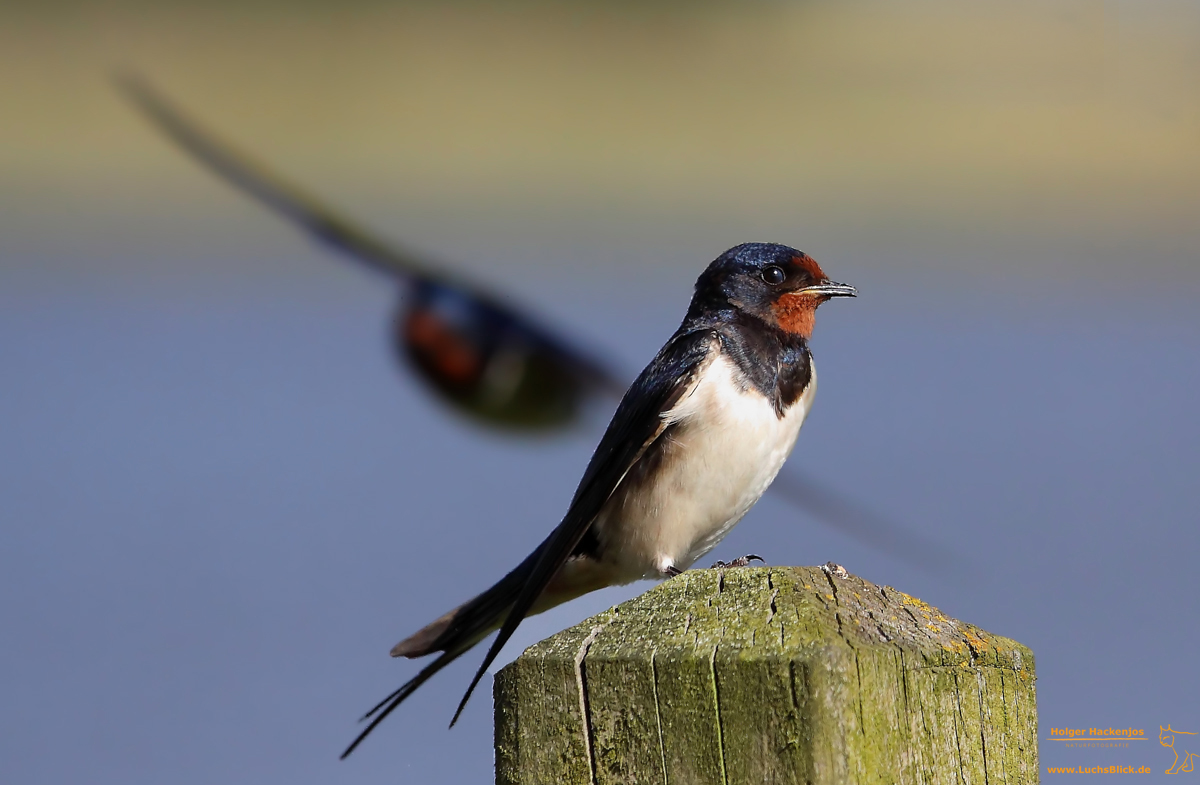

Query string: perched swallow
339 242 856 757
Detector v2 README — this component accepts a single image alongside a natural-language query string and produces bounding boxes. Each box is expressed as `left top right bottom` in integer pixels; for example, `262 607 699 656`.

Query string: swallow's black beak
800 280 858 298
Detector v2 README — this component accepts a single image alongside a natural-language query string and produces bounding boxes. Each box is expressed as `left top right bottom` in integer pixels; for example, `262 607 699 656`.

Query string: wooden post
495 565 1037 784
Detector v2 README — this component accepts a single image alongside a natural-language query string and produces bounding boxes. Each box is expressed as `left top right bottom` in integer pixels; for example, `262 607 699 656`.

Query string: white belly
596 353 816 579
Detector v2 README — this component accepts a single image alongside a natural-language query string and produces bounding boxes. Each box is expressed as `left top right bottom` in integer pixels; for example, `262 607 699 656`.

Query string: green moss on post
495 565 1037 785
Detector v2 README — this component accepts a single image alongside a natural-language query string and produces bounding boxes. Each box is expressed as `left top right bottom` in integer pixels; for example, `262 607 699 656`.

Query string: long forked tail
340 648 463 759
340 545 544 758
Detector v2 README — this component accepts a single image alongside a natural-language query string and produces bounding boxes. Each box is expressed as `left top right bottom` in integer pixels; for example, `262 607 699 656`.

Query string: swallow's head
691 243 856 338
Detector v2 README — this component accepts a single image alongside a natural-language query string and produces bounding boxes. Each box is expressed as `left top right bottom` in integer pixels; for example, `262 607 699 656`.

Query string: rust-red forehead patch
792 253 826 281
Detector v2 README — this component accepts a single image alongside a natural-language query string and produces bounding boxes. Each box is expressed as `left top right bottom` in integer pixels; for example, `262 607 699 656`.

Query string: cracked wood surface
494 566 1037 785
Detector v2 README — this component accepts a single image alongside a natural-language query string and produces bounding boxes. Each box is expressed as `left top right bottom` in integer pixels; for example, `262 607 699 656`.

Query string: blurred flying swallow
117 75 955 576
344 242 857 754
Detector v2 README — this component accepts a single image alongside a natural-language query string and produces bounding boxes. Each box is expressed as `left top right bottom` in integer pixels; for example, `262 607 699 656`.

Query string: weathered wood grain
495 565 1037 785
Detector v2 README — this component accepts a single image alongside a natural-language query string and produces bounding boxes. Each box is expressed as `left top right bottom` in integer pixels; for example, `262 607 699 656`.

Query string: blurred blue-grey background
2 1 1198 782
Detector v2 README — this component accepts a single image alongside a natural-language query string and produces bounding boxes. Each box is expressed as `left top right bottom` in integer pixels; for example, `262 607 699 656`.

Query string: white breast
596 351 816 580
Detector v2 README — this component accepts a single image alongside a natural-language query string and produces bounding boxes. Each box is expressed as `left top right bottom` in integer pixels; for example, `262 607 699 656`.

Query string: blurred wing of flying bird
117 74 950 570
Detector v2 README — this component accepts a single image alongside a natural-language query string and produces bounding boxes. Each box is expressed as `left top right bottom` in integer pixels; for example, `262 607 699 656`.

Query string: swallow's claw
664 565 684 577
711 554 765 569
821 561 849 579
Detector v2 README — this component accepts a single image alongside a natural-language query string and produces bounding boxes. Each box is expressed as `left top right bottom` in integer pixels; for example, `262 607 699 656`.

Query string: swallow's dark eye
761 265 786 285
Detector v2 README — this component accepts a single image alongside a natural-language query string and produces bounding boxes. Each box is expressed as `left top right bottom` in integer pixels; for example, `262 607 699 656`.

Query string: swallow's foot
664 565 684 577
820 561 849 579
711 554 765 569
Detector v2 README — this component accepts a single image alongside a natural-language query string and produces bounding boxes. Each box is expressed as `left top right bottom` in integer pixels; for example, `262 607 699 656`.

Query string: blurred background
2 0 1198 782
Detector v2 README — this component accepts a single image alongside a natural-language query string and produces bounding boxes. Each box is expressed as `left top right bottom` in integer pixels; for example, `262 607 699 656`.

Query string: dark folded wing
448 327 718 724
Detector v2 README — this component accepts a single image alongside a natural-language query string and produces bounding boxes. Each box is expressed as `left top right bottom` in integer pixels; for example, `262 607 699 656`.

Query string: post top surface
516 565 1033 674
